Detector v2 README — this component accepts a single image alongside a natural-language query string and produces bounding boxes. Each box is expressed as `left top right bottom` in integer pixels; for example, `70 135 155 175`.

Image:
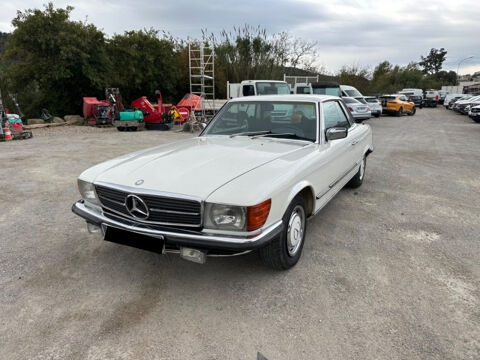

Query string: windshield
364 97 377 103
312 86 341 97
343 97 359 104
296 86 311 94
344 89 362 97
255 82 291 95
202 101 317 142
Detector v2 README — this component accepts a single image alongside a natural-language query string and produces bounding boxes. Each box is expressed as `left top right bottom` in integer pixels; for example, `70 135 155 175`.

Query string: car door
311 100 357 211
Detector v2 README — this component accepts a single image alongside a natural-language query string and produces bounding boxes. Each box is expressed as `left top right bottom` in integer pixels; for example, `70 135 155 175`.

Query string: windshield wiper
253 132 312 141
229 130 271 138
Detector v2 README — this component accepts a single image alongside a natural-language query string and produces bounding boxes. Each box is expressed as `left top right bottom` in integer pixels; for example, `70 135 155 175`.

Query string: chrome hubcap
359 158 365 180
287 206 305 256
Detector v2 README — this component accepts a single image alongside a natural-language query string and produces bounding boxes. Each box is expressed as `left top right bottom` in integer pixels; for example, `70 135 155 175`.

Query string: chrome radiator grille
95 184 202 227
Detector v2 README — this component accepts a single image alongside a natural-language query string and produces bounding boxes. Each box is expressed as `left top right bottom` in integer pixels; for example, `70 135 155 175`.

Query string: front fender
284 181 316 216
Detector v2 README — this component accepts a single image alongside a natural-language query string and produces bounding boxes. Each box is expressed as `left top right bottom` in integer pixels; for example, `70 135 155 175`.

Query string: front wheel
408 107 416 116
347 156 366 188
260 195 307 270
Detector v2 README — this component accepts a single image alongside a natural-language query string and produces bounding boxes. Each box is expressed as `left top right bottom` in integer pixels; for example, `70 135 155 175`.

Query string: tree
419 48 447 75
107 29 186 103
3 3 110 117
209 25 290 98
288 37 317 71
336 65 371 94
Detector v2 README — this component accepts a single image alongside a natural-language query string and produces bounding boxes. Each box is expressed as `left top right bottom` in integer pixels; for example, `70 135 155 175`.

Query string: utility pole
456 56 474 85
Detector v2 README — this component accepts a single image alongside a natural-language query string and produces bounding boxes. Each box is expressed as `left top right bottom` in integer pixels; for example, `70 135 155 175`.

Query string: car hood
88 136 309 199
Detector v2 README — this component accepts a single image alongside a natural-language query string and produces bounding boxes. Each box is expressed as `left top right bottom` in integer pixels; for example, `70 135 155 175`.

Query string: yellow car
379 94 416 116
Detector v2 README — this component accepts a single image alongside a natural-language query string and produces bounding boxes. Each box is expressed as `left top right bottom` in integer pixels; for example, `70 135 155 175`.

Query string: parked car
364 96 382 117
424 90 439 107
343 97 371 121
399 88 423 97
463 97 480 116
72 95 373 270
448 94 473 110
444 94 464 107
438 90 449 102
340 85 367 104
469 105 480 123
453 95 480 114
379 94 416 116
407 95 424 108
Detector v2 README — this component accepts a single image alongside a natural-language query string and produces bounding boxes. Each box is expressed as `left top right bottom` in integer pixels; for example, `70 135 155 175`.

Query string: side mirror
325 127 348 141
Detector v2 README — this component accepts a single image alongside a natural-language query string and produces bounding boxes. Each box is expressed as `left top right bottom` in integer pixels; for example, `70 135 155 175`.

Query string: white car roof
228 95 340 103
340 85 357 90
242 80 287 84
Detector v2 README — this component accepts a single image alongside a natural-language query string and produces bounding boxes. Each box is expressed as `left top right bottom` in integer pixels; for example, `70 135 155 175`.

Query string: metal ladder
189 42 216 122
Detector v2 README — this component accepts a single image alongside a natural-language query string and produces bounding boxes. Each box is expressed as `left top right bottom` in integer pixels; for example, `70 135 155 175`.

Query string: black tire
347 156 366 188
408 107 416 116
396 107 403 117
374 113 380 118
260 195 307 270
117 127 125 132
130 126 138 131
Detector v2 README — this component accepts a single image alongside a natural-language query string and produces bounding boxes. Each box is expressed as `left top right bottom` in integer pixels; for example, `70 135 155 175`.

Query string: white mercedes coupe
72 95 373 269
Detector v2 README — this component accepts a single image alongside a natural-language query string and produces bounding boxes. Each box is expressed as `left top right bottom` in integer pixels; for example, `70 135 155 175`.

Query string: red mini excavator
131 90 174 130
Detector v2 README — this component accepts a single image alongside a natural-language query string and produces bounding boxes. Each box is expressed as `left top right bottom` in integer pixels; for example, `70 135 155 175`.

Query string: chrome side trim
315 188 330 200
328 161 360 189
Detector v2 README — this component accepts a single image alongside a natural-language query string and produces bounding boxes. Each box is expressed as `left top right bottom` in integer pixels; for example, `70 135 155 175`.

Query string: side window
242 85 255 97
323 101 350 129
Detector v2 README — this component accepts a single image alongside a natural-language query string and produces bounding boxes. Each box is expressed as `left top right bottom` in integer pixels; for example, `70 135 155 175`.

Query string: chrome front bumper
72 200 283 251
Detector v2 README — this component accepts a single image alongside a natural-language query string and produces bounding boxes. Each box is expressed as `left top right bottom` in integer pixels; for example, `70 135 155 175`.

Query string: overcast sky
1 0 479 74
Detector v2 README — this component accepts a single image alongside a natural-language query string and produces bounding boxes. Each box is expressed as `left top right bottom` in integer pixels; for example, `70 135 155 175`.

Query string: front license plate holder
103 226 165 254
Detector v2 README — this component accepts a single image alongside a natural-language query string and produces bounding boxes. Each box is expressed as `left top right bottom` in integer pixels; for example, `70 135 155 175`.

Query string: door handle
351 139 359 145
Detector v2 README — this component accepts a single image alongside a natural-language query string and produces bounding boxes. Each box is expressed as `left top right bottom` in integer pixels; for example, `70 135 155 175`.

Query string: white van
340 85 367 104
399 88 423 97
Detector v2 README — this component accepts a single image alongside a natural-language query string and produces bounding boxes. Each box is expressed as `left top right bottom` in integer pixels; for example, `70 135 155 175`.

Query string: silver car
364 96 382 117
343 97 371 121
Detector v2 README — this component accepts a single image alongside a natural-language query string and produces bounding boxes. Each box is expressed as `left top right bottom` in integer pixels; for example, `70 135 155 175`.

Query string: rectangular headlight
204 203 246 231
78 179 101 205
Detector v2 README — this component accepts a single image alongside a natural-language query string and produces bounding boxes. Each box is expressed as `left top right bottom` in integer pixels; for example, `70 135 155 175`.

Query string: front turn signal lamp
247 199 271 232
204 199 271 232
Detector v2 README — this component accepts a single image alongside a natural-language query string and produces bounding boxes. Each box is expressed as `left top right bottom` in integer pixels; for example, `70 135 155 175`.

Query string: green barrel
119 110 144 121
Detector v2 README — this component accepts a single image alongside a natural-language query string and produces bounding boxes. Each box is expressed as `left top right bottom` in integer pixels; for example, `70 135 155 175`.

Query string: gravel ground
0 109 479 360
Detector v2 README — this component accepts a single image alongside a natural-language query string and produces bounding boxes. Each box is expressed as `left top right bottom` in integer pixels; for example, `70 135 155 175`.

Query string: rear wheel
396 107 403 117
260 195 307 270
374 113 380 118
